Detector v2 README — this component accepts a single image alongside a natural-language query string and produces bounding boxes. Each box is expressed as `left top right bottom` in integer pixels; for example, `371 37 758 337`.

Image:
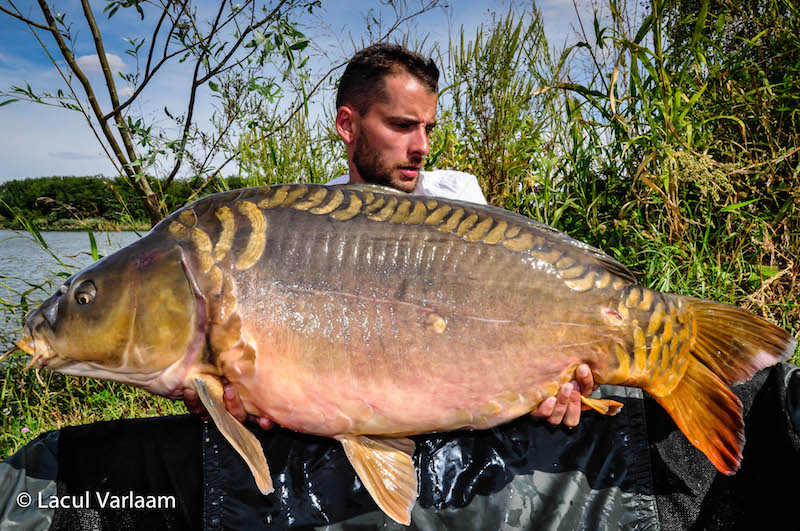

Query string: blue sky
0 0 590 182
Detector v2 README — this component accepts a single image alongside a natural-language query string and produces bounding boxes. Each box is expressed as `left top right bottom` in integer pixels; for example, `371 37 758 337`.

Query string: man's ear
336 105 358 145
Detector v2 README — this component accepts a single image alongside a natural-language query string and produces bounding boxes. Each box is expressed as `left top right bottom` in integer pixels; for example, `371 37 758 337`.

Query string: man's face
348 73 438 192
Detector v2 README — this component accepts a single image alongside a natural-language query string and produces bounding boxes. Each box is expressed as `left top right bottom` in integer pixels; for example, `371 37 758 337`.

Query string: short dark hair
336 43 439 115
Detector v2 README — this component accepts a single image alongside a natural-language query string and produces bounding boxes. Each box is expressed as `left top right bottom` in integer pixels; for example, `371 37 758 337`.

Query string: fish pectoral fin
191 374 273 495
336 434 418 525
580 396 624 415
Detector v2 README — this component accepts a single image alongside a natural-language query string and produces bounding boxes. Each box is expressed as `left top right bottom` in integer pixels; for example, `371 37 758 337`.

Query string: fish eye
74 281 96 305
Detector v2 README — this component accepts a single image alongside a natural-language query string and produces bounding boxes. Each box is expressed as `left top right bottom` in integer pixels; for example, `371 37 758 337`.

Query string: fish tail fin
646 296 796 475
678 298 795 386
652 357 745 474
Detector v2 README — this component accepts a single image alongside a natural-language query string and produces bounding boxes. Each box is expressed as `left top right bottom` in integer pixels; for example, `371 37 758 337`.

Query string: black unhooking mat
39 363 800 530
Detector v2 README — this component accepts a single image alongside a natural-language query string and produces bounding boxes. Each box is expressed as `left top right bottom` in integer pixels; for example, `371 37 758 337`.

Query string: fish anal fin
336 434 418 525
654 359 744 475
191 374 273 494
580 396 624 415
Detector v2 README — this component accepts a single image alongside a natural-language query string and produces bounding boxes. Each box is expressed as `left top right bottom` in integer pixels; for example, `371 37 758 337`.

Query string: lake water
0 230 143 342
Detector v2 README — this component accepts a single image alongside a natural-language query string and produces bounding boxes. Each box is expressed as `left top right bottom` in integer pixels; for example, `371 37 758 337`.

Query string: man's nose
409 126 430 157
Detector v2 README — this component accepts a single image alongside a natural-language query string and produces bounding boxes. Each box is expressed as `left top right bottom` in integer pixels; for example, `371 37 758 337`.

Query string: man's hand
530 364 596 427
184 379 274 430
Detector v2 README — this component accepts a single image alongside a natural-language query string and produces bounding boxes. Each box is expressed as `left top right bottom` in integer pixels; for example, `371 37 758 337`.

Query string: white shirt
325 170 487 205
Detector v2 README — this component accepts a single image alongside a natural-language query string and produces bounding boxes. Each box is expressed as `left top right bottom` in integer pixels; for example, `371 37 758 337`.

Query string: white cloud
118 86 134 99
47 151 106 161
75 53 127 75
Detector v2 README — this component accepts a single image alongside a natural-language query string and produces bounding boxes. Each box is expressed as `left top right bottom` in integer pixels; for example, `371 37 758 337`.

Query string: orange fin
650 297 795 475
681 298 796 385
336 435 417 525
653 359 744 475
192 374 273 494
580 396 623 415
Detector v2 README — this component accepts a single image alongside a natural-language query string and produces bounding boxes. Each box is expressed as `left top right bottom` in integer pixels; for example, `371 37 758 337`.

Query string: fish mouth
15 325 57 371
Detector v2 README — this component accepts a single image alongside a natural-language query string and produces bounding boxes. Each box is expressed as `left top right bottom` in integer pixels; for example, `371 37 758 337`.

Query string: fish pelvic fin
336 434 418 526
191 374 273 495
580 396 624 415
624 294 796 475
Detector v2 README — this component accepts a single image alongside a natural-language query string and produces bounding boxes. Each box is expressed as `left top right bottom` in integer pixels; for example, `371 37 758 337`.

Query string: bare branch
165 0 298 185
144 6 170 78
192 58 345 200
35 0 131 176
197 0 291 86
162 1 229 185
80 0 138 167
4 6 122 175
0 3 49 30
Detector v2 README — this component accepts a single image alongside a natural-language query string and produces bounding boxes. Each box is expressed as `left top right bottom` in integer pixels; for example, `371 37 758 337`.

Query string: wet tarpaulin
204 385 656 530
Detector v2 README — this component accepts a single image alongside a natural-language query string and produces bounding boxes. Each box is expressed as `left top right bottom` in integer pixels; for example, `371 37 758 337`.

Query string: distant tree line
0 175 250 230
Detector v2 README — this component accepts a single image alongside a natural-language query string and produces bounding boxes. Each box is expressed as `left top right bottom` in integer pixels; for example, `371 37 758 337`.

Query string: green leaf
0 99 20 107
290 40 309 51
720 199 758 213
759 265 779 278
87 230 99 262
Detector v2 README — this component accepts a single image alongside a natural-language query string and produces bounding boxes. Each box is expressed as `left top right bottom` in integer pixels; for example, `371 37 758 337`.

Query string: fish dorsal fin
471 203 638 284
336 435 418 525
334 183 406 195
191 374 273 494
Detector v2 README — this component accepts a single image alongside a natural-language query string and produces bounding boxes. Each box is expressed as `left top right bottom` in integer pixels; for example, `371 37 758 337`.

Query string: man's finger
223 383 248 423
255 417 275 430
531 396 556 419
546 383 573 425
575 364 596 395
183 388 203 414
561 383 582 427
183 388 210 419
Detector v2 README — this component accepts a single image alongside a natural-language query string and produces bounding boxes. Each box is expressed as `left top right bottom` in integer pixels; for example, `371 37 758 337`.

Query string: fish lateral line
270 282 517 325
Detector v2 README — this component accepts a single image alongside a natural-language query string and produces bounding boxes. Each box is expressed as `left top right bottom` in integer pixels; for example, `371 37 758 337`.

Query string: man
332 43 596 423
326 43 486 204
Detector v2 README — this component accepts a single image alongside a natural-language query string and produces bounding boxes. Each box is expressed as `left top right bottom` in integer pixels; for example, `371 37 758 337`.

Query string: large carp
16 184 796 525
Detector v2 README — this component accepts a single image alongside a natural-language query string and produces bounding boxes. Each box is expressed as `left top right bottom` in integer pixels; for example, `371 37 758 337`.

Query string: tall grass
434 0 798 348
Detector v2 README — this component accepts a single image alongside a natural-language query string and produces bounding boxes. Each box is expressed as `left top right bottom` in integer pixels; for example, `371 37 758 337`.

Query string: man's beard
352 134 419 193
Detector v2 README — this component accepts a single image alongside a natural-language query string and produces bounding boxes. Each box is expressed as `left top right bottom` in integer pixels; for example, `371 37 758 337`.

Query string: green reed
432 0 798 357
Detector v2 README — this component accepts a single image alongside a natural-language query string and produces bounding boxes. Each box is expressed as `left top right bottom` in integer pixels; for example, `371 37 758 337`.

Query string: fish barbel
15 184 796 525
